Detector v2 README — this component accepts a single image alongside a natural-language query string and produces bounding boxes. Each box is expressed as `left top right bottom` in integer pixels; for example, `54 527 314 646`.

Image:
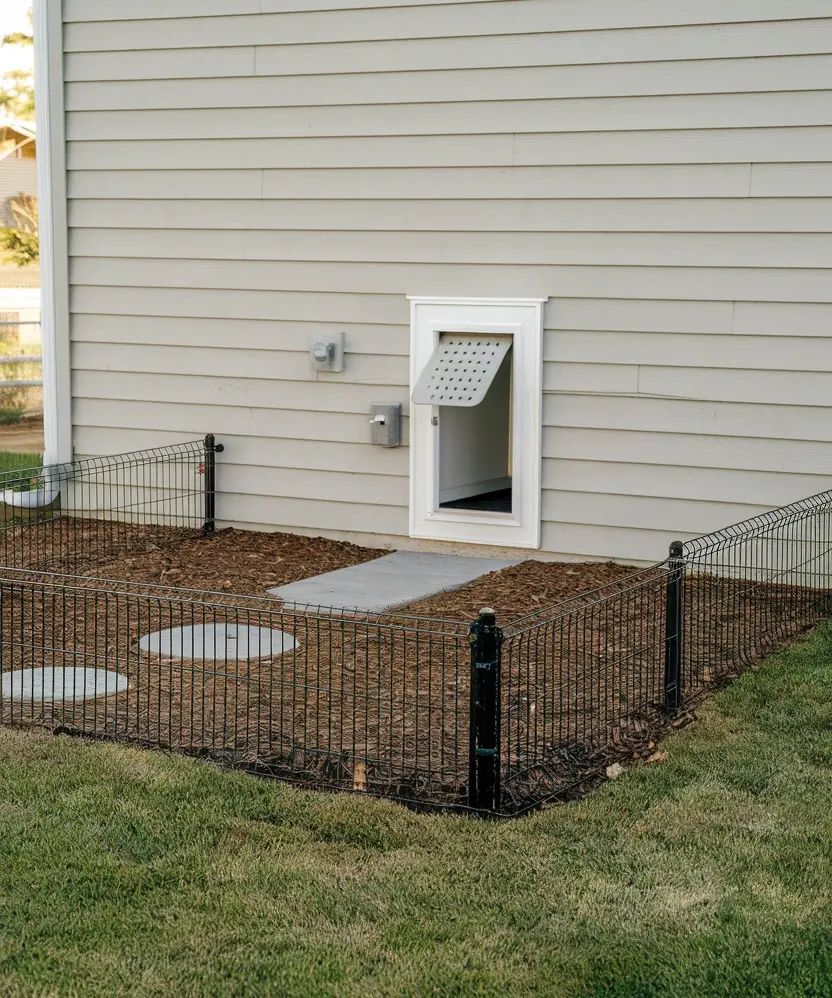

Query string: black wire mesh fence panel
0 439 213 573
0 573 471 808
682 491 832 692
0 433 831 815
499 565 671 811
493 493 832 812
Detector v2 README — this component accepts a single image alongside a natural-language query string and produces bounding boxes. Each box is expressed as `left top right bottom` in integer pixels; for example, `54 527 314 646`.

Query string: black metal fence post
203 435 223 535
664 540 685 712
468 606 502 812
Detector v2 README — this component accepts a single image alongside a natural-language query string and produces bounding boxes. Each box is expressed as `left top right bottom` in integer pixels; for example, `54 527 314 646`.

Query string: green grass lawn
1 626 832 998
0 451 41 491
0 450 40 475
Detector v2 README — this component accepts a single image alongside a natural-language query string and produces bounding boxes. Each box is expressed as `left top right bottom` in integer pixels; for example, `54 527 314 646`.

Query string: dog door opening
409 296 544 548
437 346 512 514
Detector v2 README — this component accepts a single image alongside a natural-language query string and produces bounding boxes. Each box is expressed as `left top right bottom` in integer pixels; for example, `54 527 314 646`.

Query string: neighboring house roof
0 121 36 163
0 120 35 142
0 146 38 224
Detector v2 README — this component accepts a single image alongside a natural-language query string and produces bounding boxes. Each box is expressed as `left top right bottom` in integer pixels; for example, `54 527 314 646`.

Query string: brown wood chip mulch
93 527 389 598
9 515 640 622
92 526 642 621
401 559 639 622
4 520 822 813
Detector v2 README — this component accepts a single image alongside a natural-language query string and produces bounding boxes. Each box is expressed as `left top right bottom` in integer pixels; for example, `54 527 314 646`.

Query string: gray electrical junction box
369 403 402 447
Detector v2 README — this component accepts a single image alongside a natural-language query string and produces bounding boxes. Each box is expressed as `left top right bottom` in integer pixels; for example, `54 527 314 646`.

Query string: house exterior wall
60 0 832 563
0 157 38 222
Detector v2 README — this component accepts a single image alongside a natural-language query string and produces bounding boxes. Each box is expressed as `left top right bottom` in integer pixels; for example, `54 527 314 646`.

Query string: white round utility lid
138 623 298 661
1 667 128 702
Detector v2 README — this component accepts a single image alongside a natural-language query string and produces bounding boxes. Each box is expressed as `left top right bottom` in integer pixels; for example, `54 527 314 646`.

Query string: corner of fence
664 540 685 713
203 434 224 535
468 606 502 813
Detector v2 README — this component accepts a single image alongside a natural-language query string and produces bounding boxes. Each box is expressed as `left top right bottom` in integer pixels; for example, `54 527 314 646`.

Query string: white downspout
33 0 72 465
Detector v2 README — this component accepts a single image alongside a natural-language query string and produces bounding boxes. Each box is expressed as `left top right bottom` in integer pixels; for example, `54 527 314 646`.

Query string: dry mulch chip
402 559 639 622
94 527 388 597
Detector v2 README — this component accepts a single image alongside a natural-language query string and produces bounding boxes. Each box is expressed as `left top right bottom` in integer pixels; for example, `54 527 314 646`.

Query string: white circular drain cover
1 667 128 702
138 623 298 661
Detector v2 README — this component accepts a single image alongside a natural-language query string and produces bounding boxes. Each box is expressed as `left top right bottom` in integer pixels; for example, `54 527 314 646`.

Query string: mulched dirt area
0 518 386 592
1 518 827 814
94 527 388 596
3 514 634 614
403 559 637 621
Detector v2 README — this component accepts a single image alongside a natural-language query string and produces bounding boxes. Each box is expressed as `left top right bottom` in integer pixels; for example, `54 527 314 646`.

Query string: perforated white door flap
411 334 512 407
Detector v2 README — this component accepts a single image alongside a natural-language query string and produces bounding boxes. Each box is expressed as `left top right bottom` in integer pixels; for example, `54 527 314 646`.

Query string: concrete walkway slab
267 551 518 613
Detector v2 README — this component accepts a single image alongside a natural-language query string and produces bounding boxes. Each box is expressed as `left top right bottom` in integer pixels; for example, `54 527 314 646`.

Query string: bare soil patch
0 414 43 454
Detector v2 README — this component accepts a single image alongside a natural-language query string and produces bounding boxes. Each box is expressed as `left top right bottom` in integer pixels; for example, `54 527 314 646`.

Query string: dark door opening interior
438 347 513 515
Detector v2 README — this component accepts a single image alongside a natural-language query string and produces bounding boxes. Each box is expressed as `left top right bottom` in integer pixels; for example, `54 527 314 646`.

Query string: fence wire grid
0 437 830 816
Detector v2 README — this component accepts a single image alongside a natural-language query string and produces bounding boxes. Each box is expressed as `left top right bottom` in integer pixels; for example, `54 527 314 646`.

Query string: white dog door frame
408 296 546 550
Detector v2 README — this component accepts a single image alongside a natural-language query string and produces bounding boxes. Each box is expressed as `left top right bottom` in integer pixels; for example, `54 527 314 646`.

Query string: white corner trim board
408 296 546 550
34 0 72 465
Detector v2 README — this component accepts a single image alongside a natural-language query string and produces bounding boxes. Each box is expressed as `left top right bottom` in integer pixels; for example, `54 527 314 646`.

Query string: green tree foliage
1 13 35 121
0 10 38 269
0 194 38 266
2 30 34 46
0 68 35 120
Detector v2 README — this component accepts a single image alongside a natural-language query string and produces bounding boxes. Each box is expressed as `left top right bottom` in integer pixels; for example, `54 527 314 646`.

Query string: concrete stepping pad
267 550 518 613
1 666 127 702
139 623 298 661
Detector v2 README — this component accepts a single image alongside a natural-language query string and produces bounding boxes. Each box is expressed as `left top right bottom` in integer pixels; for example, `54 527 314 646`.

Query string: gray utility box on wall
370 403 402 447
309 332 344 372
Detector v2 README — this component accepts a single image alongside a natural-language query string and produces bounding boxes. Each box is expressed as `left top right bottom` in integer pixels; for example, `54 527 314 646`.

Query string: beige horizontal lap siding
68 229 832 268
74 397 408 448
62 56 832 110
61 20 832 80
63 0 488 23
59 1 832 48
63 129 832 170
65 92 832 141
0 158 38 206
66 198 832 233
68 164 755 199
64 2 832 562
67 259 832 302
